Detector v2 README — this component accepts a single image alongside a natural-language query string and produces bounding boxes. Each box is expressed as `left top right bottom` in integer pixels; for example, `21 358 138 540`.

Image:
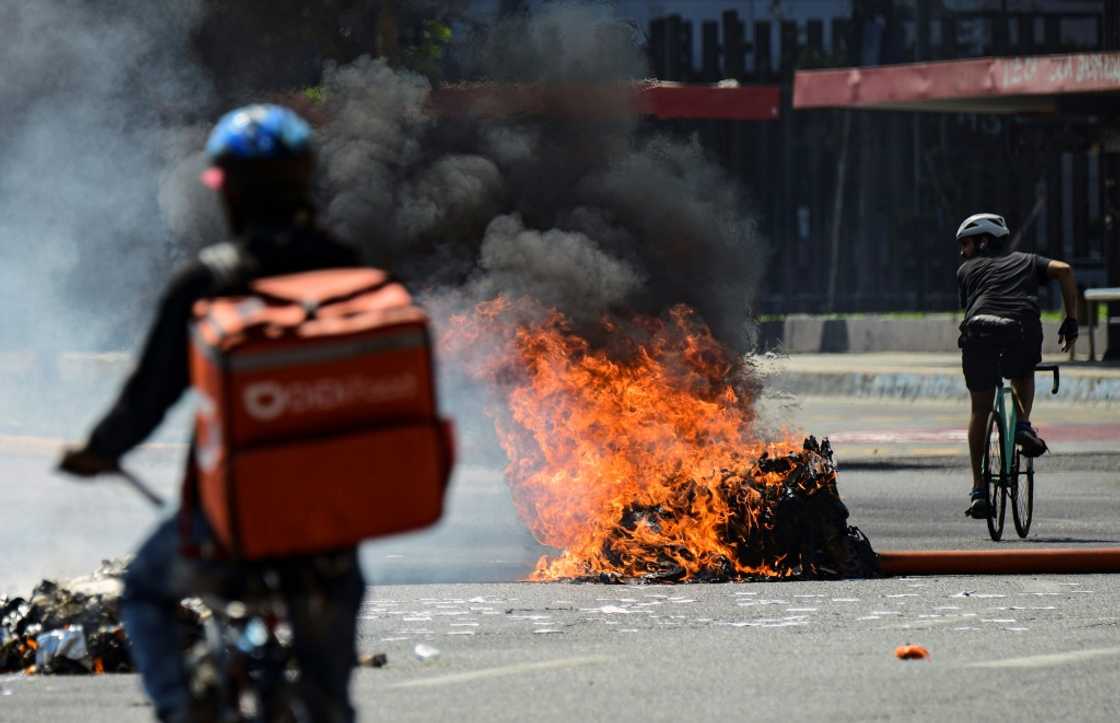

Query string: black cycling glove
1058 317 1078 343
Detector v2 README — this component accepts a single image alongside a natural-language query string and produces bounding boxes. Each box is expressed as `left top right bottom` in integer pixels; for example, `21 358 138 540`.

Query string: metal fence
644 7 1109 314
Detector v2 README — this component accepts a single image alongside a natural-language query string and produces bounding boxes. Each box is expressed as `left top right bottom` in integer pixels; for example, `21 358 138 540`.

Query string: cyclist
58 105 366 723
956 212 1079 519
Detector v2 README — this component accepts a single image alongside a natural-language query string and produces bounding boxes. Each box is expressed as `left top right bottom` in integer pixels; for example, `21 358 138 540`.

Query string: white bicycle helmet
956 212 1010 240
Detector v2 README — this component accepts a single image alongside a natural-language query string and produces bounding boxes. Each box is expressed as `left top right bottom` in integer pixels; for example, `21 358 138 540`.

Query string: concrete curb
770 371 1120 403
759 315 1073 354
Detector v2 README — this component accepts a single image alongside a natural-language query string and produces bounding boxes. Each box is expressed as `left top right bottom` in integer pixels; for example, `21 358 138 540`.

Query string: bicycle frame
992 363 1059 479
983 364 1060 541
993 383 1017 479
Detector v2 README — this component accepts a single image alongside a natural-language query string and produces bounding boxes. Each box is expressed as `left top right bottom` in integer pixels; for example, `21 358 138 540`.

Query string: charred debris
0 559 202 675
572 437 880 584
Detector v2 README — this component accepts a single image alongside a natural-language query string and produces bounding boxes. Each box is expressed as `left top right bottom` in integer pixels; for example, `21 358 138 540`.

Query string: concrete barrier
758 315 1069 354
768 369 1120 403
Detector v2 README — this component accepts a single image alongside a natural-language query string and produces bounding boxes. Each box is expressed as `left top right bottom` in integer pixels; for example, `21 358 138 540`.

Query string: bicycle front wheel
1012 452 1034 538
983 410 1007 541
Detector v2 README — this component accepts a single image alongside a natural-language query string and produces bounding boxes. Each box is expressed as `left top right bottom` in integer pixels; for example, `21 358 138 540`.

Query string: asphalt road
1 395 1117 721
5 577 1120 722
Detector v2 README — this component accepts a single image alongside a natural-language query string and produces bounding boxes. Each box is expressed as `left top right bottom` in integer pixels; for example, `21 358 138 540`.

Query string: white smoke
0 1 213 593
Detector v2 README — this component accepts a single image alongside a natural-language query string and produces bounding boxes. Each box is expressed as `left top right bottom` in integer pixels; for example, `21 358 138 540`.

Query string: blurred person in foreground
58 105 365 722
956 212 1079 519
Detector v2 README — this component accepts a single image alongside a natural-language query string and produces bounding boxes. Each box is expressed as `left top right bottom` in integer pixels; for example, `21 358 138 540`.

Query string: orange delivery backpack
188 267 454 559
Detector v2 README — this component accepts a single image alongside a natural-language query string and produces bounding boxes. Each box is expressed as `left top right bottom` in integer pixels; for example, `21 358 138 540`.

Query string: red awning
431 81 780 121
794 51 1120 114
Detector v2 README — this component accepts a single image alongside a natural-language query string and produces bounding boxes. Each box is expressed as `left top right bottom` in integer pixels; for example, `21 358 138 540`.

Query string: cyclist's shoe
965 489 989 519
1015 421 1048 457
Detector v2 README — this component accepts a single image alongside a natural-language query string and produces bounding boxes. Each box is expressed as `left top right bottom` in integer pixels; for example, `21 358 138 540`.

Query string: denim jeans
121 511 365 722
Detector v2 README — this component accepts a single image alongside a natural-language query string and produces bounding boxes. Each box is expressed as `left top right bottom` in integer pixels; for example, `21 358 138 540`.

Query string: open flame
445 297 859 582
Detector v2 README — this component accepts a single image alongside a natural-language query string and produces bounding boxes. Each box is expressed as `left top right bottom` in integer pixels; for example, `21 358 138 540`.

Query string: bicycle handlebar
1035 363 1060 395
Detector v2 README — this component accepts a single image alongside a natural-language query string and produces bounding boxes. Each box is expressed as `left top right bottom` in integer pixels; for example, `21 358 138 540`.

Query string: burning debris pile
558 437 877 583
443 299 878 583
1 560 132 674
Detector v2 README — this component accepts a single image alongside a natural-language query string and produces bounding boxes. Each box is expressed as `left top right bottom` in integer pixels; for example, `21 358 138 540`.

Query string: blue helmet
202 104 313 192
205 104 311 162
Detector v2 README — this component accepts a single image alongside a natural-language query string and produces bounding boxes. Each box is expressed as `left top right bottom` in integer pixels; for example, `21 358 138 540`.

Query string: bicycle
186 567 305 723
102 470 308 722
981 363 1060 541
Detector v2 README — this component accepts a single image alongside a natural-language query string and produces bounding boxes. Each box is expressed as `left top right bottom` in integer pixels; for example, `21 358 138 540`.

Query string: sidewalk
762 352 1120 404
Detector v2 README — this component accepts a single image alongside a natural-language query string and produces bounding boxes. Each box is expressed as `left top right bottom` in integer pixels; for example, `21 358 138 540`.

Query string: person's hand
1058 317 1079 352
57 445 118 478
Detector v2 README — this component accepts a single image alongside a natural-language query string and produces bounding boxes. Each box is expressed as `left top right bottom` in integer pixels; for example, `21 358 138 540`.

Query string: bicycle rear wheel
1012 452 1034 538
983 410 1007 541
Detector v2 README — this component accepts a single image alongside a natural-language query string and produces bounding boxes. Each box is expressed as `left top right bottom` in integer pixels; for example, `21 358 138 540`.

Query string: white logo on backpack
242 373 419 422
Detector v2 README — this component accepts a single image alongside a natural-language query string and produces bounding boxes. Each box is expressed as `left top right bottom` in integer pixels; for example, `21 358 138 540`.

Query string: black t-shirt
957 250 1052 326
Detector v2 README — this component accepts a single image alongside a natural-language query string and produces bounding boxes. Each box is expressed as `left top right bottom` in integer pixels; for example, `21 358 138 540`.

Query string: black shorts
960 325 1043 392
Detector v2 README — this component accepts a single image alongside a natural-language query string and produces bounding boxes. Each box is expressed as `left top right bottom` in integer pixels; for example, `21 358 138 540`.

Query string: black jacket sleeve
87 263 216 460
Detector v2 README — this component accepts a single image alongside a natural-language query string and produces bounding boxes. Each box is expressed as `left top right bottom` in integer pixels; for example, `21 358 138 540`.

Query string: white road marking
388 655 610 689
967 647 1120 669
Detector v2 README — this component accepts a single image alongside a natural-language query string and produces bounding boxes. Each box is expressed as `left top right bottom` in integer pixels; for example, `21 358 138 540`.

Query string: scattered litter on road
895 644 930 660
414 643 440 662
590 605 633 615
35 625 91 673
358 652 388 668
0 559 139 675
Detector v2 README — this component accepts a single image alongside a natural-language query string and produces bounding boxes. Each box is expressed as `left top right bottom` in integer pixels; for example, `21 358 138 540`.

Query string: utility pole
914 0 930 309
377 0 400 65
1103 2 1120 359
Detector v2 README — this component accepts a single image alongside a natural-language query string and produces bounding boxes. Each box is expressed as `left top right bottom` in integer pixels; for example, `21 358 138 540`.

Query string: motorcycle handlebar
114 468 167 508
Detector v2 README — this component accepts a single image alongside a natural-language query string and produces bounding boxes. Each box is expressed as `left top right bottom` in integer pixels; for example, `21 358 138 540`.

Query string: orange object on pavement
190 268 453 559
895 644 930 660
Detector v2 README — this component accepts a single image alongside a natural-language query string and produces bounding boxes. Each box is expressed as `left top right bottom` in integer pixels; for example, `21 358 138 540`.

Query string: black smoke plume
314 3 768 350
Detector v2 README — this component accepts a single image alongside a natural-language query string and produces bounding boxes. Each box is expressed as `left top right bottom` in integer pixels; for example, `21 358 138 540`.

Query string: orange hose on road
878 548 1120 576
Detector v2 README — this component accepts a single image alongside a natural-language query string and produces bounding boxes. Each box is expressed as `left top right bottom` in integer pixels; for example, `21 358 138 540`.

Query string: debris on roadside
895 644 930 660
0 558 188 675
358 652 388 668
540 437 880 583
413 643 440 662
